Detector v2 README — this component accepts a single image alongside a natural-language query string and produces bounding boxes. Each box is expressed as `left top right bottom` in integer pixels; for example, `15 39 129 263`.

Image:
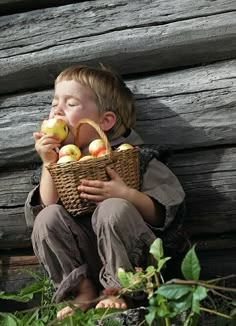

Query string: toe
57 306 73 320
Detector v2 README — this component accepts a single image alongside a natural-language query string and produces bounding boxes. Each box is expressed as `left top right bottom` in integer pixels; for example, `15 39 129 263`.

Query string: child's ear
100 111 116 132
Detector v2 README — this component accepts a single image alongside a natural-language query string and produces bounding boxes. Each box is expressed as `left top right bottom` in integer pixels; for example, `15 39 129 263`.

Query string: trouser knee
92 198 139 230
32 204 67 241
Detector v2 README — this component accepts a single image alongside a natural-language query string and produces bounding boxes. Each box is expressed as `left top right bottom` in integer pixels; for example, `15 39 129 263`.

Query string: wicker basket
46 118 140 216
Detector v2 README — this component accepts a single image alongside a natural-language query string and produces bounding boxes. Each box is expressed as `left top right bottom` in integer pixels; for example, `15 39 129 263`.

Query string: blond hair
55 64 136 139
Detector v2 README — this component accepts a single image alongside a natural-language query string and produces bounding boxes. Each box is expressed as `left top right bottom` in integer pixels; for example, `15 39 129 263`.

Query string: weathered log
0 254 42 293
170 146 236 235
0 0 235 94
1 146 236 249
0 0 74 15
0 169 34 249
0 59 236 168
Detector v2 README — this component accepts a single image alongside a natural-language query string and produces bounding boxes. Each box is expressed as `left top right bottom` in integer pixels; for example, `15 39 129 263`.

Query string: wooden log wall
0 0 236 297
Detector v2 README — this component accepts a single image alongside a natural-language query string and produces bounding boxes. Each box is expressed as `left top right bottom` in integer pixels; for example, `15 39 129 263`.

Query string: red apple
88 139 106 157
117 143 134 151
97 149 110 158
59 144 81 161
41 118 69 142
57 155 77 164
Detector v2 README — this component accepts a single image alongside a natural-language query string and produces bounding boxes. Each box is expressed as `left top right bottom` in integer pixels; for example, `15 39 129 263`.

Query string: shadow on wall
134 95 236 278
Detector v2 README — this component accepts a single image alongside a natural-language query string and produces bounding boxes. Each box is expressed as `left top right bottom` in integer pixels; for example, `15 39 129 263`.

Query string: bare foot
57 278 97 321
96 296 127 309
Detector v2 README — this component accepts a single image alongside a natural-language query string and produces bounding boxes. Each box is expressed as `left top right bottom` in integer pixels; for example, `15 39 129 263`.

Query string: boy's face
49 80 102 149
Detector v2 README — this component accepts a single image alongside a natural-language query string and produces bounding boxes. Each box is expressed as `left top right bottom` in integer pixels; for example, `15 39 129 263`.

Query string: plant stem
200 307 232 319
206 274 236 284
166 279 236 293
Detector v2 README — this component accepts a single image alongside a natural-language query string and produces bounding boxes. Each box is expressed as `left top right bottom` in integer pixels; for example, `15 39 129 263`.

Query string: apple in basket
41 118 69 142
79 155 95 162
117 143 134 151
89 139 106 157
58 144 82 163
57 155 77 164
97 149 110 158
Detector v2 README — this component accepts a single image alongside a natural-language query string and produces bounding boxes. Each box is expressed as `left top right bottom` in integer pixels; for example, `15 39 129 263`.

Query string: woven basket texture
47 119 140 216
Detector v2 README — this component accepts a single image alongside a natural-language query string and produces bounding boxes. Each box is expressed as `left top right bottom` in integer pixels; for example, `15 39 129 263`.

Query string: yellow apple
59 144 81 161
89 139 106 157
41 118 69 142
117 143 134 151
79 155 95 162
57 155 77 164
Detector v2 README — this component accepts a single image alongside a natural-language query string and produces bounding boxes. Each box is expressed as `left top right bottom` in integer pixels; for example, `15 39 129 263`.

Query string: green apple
41 118 69 142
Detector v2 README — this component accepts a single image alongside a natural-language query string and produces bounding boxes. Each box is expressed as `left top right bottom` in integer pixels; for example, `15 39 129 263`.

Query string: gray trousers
32 198 156 302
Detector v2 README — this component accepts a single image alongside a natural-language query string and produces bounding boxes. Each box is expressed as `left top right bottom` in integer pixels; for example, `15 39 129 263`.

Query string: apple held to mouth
117 143 134 151
58 144 81 161
89 139 106 157
41 118 69 142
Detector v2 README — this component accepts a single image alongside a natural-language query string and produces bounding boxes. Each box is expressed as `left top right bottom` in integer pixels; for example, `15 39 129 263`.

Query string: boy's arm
123 188 165 226
24 165 59 228
32 131 61 206
39 164 59 206
141 158 185 231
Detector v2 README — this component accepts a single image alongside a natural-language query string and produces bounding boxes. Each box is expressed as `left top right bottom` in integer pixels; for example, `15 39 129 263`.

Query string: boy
25 64 185 320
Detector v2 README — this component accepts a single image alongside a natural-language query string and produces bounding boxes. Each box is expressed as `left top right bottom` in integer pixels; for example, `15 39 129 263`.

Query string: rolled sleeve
24 185 45 229
141 159 185 231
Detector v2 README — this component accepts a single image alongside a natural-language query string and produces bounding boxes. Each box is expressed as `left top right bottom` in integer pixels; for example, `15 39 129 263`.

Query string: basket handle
73 118 112 153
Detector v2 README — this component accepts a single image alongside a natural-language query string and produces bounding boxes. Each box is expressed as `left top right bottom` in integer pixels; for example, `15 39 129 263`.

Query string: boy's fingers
106 166 120 179
33 132 42 140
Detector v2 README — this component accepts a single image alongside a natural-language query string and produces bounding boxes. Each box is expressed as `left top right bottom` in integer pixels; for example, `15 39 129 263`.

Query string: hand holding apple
41 118 69 142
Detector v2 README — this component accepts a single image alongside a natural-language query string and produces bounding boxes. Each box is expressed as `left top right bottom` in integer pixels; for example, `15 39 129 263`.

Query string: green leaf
193 286 207 301
117 268 130 288
181 245 200 280
191 286 207 315
157 257 171 272
192 297 200 314
150 238 164 262
157 284 192 300
1 315 18 326
170 292 193 314
146 265 155 273
155 302 170 318
0 291 33 302
145 306 156 325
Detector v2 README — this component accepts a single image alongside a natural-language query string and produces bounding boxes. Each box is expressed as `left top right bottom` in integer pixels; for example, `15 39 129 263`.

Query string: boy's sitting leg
57 277 97 320
92 198 156 309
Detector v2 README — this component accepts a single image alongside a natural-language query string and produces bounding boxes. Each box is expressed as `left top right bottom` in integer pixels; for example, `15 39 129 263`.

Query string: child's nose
53 103 65 116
